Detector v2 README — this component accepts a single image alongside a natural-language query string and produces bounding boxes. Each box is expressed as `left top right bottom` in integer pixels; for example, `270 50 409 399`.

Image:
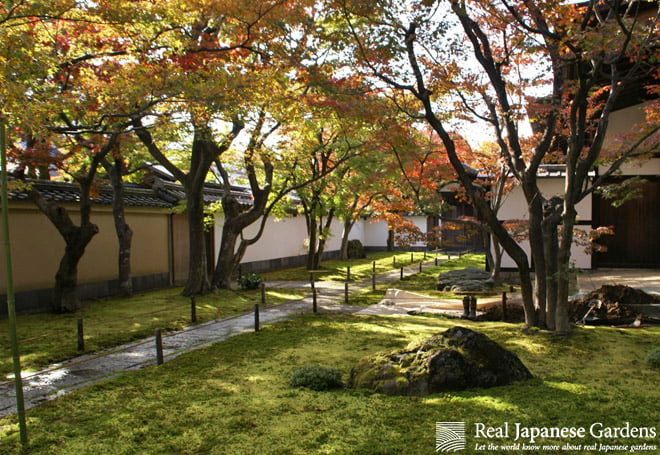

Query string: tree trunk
182 189 213 296
555 205 578 334
52 224 99 312
541 196 563 331
214 223 240 289
387 228 394 251
339 218 355 260
486 232 503 283
306 212 319 270
104 157 133 296
524 183 547 328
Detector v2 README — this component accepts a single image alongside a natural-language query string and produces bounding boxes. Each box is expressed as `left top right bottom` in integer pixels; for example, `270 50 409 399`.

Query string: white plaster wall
497 178 593 269
499 178 592 221
213 214 348 263
363 219 390 247
409 215 428 247
498 229 592 270
599 101 659 176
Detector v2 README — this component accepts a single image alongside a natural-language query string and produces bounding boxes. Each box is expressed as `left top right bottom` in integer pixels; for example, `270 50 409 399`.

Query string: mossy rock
348 327 532 395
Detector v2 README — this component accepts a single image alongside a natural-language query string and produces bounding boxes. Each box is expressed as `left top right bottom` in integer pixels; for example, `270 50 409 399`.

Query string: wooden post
469 296 477 319
400 266 404 280
462 296 470 319
419 262 422 273
260 282 266 305
410 252 414 263
77 318 84 351
372 273 376 291
372 261 376 273
502 292 508 321
434 257 439 266
312 286 317 313
393 256 396 267
254 304 260 332
347 266 351 282
344 282 349 304
155 328 164 365
190 295 197 323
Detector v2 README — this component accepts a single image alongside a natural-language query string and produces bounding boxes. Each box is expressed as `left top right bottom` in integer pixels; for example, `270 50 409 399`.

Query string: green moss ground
1 313 658 454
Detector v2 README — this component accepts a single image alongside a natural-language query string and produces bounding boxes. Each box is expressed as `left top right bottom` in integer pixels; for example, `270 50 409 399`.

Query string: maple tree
337 0 660 333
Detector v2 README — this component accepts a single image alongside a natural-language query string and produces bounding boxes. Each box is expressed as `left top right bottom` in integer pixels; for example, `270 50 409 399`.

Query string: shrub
290 365 344 391
646 346 660 369
237 273 263 290
347 239 366 259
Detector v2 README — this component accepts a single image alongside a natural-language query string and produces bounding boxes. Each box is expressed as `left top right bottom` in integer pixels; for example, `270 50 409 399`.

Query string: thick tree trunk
214 225 239 289
541 197 563 331
182 190 213 296
524 184 548 328
52 224 98 312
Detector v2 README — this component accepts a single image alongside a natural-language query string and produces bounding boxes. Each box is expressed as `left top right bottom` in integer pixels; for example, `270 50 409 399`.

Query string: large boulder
436 267 494 292
348 327 532 395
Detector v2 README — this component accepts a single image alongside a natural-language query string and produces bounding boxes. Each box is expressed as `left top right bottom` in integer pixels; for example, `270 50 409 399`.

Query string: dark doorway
594 178 660 267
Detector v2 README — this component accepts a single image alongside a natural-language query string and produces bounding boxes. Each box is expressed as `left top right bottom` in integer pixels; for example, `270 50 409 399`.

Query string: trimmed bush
290 365 343 391
646 346 660 369
347 239 366 259
237 273 263 290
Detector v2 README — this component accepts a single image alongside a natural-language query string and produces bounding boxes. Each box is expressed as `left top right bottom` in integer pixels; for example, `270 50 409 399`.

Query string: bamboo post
1 119 27 445
77 318 84 351
155 328 164 365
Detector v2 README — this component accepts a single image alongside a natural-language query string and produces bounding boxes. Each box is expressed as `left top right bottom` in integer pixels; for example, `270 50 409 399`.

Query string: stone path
0 258 444 417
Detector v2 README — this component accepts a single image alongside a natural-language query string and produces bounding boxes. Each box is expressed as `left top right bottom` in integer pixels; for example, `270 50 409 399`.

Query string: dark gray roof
9 178 254 209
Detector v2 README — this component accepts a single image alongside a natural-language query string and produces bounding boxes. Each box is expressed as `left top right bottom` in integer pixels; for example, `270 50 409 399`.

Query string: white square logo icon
436 422 466 452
